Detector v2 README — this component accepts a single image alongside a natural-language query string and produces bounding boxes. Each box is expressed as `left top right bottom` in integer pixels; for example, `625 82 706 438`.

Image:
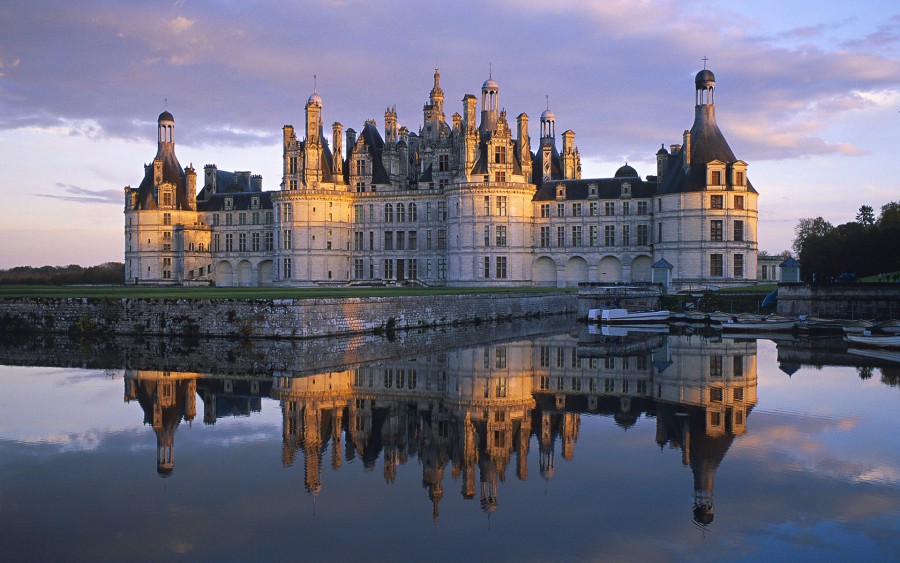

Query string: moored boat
875 320 900 335
587 308 670 323
721 314 797 332
842 320 876 335
844 332 900 348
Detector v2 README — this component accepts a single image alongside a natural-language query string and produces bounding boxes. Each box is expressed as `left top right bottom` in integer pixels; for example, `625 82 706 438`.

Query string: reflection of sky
1 337 899 560
0 366 282 451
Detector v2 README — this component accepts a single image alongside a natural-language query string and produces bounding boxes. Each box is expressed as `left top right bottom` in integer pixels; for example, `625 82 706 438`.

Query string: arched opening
532 257 558 287
564 256 589 287
215 260 234 287
237 260 253 287
258 260 274 286
598 256 622 282
631 255 652 282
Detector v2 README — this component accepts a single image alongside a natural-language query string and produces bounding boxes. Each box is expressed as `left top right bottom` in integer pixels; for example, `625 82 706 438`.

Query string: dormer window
225 197 234 210
588 184 598 199
621 182 631 197
251 196 260 210
556 185 565 199
711 170 722 185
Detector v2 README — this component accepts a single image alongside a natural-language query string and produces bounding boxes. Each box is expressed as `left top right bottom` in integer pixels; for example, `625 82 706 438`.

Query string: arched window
384 203 394 222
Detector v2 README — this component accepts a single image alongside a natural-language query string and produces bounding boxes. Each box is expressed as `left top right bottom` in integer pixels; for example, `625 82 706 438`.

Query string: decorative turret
157 110 174 157
480 72 499 133
430 67 444 117
332 122 343 178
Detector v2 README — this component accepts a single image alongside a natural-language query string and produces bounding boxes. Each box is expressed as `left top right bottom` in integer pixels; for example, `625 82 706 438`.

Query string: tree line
0 262 125 285
793 202 900 282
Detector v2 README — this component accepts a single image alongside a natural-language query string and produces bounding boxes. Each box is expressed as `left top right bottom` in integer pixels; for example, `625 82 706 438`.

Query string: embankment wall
0 292 577 339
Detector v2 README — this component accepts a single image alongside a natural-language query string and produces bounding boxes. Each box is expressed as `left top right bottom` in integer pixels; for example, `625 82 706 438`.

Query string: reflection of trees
881 366 900 387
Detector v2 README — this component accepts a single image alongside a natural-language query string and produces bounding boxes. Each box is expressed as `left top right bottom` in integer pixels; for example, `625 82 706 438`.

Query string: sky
1 0 899 268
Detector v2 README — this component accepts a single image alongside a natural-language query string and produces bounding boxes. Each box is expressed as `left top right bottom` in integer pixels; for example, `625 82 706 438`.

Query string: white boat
708 311 734 323
587 308 670 323
844 332 900 348
842 320 876 335
875 320 900 335
721 314 796 332
848 347 900 363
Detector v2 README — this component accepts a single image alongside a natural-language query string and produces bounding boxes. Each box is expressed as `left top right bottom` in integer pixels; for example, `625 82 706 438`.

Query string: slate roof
657 105 757 195
132 148 186 211
533 174 656 202
198 190 274 212
531 143 563 189
359 122 392 185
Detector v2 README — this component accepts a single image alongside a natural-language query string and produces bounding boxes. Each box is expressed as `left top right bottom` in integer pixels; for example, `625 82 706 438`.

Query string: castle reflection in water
124 330 757 527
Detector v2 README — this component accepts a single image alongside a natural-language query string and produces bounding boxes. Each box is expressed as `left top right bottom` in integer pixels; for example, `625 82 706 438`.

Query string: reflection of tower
461 412 477 499
538 412 555 481
125 370 198 477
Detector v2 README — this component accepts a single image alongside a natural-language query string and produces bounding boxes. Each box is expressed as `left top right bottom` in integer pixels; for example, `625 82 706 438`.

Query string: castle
125 66 758 289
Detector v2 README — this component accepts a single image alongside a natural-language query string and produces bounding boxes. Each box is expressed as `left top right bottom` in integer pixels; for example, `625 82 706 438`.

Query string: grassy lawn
0 284 575 300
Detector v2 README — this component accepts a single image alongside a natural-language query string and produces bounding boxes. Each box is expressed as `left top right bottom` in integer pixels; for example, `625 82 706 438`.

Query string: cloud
167 15 195 34
37 183 122 205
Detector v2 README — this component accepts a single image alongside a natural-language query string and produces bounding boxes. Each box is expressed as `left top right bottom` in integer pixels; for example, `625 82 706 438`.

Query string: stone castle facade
125 67 758 289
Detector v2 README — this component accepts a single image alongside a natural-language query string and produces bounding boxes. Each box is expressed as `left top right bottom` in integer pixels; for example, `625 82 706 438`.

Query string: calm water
1 321 898 561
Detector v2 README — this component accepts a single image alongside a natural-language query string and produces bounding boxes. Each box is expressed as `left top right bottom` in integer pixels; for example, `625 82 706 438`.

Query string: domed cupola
540 99 555 140
157 109 175 151
614 163 639 178
695 64 716 106
479 69 500 132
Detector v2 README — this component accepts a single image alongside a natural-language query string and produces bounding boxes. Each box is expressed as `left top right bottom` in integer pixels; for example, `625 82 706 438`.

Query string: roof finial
546 94 549 111
489 62 492 79
313 74 317 93
164 97 167 111
702 56 709 69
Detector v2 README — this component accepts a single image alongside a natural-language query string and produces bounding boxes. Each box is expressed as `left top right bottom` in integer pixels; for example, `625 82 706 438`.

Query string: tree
856 205 875 227
792 217 833 255
879 201 900 229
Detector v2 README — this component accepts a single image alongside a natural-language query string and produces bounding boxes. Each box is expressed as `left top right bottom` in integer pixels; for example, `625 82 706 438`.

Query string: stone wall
777 283 900 320
0 292 576 340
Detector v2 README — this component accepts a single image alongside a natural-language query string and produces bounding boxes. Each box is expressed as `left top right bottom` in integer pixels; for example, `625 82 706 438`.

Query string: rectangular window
710 387 723 402
354 259 364 280
238 233 247 251
239 212 246 225
384 231 393 251
710 195 724 209
734 195 744 209
252 232 260 252
354 204 364 223
163 213 171 226
657 222 663 243
734 220 744 242
496 196 507 216
604 225 615 246
225 233 233 251
496 226 507 247
252 212 260 225
265 232 273 251
711 220 723 241
265 212 273 225
437 258 447 279
283 230 292 250
483 257 491 278
557 226 566 247
383 259 394 280
572 225 582 247
735 171 745 187
484 196 491 215
637 201 648 215
622 224 630 245
426 202 433 222
557 202 565 217
622 202 630 216
494 146 507 164
540 226 551 248
484 225 491 247
711 170 722 185
426 230 433 250
396 231 405 250
637 224 648 246
213 214 220 226
226 214 233 226
540 204 550 218
734 356 744 378
439 154 450 172
572 203 582 217
495 256 507 279
369 231 374 251
734 254 744 277
408 230 417 250
589 225 598 246
604 202 615 216
282 258 291 279
437 229 447 250
354 231 363 251
589 202 598 216
710 253 724 277
437 202 447 221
